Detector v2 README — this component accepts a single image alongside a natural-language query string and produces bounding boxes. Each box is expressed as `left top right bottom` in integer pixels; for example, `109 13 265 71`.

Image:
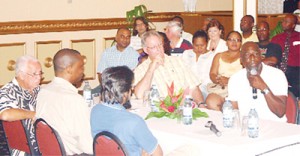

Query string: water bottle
83 81 93 107
182 95 193 125
248 108 259 138
222 98 233 128
150 84 160 112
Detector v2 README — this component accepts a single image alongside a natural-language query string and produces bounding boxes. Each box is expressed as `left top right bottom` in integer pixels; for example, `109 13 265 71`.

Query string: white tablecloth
130 99 300 156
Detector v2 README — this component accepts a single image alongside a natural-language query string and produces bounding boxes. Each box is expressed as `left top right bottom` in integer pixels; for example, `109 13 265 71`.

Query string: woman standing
206 31 243 111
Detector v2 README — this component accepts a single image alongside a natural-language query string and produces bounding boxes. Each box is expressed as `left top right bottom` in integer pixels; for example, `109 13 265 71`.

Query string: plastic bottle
150 84 160 112
182 95 193 125
248 108 259 138
83 81 93 107
222 98 233 128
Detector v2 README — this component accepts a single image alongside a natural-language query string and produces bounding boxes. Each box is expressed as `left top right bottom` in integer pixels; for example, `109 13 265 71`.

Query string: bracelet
197 102 207 107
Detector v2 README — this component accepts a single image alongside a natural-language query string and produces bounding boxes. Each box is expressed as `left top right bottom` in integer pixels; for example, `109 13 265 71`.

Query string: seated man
36 49 92 155
0 55 42 155
97 27 140 83
171 15 193 43
90 66 163 156
256 21 282 67
228 42 287 122
165 21 193 56
134 30 204 104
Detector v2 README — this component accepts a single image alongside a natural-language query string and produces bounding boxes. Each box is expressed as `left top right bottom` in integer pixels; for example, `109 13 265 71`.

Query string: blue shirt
97 45 139 73
90 103 158 156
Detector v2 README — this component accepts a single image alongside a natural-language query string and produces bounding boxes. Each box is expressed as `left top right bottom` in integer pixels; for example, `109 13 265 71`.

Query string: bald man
228 42 287 122
97 28 139 83
36 48 93 155
271 14 300 98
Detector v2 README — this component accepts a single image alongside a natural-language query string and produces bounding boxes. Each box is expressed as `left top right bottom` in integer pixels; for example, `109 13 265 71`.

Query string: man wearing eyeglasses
0 55 43 155
134 30 204 105
256 21 282 67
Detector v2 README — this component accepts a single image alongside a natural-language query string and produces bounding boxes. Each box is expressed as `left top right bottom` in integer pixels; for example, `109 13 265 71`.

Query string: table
130 99 300 156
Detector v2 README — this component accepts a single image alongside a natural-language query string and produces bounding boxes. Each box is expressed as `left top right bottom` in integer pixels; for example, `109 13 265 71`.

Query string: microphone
205 121 222 137
249 67 258 99
253 88 257 99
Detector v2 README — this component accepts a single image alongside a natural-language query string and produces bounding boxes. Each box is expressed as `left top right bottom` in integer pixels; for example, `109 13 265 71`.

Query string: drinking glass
175 106 183 124
232 109 241 130
241 116 248 136
143 90 150 108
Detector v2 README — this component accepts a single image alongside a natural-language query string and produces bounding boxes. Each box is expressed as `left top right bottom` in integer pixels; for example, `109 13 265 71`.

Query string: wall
0 0 232 88
0 0 232 22
141 0 232 12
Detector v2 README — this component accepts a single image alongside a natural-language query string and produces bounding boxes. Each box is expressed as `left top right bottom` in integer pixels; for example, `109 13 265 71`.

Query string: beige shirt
36 77 93 155
134 56 201 97
242 32 259 44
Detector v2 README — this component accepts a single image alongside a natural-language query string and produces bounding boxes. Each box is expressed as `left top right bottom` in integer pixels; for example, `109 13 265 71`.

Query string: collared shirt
242 32 259 44
97 45 139 73
170 38 192 56
0 78 40 155
91 103 158 156
134 56 201 97
182 31 193 43
182 50 214 85
271 31 300 67
36 77 93 155
228 63 288 122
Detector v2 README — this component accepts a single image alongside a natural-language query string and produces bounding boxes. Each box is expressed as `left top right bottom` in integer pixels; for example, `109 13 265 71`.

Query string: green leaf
192 109 209 120
145 112 166 120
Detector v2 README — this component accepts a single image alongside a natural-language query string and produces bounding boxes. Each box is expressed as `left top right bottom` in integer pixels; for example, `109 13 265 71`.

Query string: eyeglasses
146 43 163 51
227 38 241 43
257 28 268 32
21 71 44 77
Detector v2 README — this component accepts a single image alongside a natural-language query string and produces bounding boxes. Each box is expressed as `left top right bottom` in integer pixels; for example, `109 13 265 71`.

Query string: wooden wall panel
71 39 96 80
0 43 25 85
35 41 62 83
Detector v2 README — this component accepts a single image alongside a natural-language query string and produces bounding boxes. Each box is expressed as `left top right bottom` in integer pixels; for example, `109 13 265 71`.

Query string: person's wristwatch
261 87 270 95
197 102 207 107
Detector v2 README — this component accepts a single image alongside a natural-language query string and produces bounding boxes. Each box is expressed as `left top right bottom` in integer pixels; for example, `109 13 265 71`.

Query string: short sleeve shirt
0 78 40 155
91 103 158 156
97 45 139 73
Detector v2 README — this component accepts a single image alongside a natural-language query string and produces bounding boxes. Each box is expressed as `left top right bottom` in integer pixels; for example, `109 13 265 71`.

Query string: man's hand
247 75 267 90
149 56 164 72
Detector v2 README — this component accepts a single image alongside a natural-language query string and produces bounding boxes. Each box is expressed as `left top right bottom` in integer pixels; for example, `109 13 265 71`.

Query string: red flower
167 105 175 113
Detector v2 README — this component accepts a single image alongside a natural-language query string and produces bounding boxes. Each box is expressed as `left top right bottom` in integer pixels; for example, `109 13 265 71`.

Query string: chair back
2 120 33 154
34 118 66 156
93 131 128 156
286 91 299 124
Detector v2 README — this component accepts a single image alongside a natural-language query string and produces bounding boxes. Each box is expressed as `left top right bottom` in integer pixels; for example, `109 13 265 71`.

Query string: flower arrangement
145 82 208 120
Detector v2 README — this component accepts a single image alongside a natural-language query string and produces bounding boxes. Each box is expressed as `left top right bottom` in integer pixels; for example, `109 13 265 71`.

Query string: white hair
15 55 39 76
166 21 182 37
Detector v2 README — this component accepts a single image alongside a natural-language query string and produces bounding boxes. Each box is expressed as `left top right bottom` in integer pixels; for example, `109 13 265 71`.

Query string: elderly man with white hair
0 55 43 155
165 20 193 56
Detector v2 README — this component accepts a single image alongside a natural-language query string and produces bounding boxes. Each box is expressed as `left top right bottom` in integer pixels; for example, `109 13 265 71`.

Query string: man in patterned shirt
134 30 204 104
0 55 43 155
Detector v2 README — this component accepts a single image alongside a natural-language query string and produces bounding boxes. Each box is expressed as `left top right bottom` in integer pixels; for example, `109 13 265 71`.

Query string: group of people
0 11 299 156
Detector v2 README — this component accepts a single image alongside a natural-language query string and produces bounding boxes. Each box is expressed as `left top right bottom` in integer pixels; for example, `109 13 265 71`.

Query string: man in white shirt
36 49 93 155
228 42 287 122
